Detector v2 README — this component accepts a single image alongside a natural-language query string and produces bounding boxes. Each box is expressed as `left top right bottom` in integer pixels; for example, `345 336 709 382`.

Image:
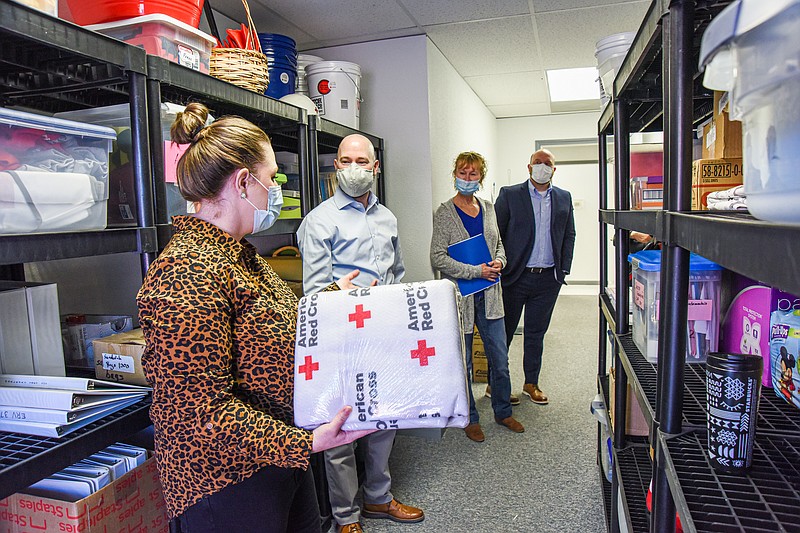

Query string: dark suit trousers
502 269 562 385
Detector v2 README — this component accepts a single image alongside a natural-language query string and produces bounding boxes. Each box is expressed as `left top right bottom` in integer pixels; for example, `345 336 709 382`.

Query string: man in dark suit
494 149 576 404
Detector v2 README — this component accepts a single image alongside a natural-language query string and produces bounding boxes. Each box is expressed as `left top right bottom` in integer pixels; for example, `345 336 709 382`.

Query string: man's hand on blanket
335 269 379 290
311 405 377 452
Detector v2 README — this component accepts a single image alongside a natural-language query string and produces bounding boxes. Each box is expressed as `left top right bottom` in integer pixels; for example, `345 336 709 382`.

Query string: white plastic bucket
306 61 361 129
595 32 635 98
296 54 323 96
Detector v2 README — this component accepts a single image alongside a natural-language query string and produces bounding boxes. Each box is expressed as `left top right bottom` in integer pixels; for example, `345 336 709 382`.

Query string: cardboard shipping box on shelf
93 329 149 386
472 326 488 383
62 315 134 370
701 91 743 160
691 157 743 210
0 456 168 533
609 366 649 437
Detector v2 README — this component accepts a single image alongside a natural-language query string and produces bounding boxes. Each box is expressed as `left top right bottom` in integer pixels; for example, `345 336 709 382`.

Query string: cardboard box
691 158 744 210
701 91 743 159
609 366 649 437
471 326 488 383
0 456 168 533
93 329 148 386
62 315 134 369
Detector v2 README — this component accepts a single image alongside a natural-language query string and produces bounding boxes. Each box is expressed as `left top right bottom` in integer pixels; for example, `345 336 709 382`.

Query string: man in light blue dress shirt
297 134 422 533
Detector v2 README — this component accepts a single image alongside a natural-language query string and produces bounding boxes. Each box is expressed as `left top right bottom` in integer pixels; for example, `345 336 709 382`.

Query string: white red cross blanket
293 280 469 431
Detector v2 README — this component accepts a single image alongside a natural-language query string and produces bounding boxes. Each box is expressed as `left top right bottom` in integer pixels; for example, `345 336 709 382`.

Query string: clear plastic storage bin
0 107 115 234
628 250 722 363
700 0 800 223
55 102 191 222
86 14 215 73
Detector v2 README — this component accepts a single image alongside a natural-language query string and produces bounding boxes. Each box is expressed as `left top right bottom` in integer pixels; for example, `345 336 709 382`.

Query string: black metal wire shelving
596 0 800 530
660 430 800 533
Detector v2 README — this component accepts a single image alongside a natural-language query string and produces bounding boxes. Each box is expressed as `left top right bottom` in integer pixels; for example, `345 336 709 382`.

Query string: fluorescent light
546 67 601 102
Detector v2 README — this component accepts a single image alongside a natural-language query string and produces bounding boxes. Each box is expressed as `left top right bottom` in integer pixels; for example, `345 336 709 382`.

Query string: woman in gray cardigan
430 151 524 443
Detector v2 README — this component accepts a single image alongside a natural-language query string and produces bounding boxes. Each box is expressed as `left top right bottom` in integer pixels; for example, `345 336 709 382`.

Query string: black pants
502 268 562 385
170 464 321 533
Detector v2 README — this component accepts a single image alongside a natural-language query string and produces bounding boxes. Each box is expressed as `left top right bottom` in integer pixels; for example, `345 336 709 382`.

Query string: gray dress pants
324 429 396 526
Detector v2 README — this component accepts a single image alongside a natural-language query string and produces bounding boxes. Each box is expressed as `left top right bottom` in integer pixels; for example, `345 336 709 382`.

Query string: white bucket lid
298 54 323 64
305 61 361 76
595 32 636 53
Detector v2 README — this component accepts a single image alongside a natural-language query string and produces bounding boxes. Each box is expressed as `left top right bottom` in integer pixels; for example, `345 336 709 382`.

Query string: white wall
426 41 498 207
497 112 601 283
308 36 497 282
306 36 433 282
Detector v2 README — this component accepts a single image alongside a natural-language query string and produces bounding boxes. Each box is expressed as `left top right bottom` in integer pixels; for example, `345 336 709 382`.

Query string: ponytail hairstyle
170 102 271 202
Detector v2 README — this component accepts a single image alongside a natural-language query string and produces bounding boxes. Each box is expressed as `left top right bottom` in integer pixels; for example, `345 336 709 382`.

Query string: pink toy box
721 275 800 388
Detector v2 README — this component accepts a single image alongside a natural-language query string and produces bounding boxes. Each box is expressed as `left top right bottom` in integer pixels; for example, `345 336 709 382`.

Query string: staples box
93 329 148 386
0 456 168 533
691 158 744 210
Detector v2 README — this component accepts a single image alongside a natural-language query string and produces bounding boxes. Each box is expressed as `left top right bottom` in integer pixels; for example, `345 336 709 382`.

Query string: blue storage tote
628 250 722 363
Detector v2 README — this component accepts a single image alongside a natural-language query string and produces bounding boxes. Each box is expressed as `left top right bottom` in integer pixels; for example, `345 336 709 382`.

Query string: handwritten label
102 352 135 374
634 280 645 309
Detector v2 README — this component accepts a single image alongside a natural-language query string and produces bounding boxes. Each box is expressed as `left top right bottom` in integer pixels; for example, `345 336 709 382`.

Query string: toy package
769 309 800 409
293 280 469 431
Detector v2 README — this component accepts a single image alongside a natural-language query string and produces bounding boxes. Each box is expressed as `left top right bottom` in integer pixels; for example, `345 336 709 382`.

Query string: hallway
356 294 605 533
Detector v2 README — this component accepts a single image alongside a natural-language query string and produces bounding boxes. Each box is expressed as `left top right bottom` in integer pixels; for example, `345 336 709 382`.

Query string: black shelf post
653 1 695 531
147 78 170 229
599 132 609 376
129 71 155 274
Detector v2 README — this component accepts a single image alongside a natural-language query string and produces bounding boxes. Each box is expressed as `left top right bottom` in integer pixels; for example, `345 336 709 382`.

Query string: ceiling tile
400 0 529 26
464 71 548 106
248 0 417 41
535 2 650 70
425 16 541 77
489 102 552 118
533 0 640 12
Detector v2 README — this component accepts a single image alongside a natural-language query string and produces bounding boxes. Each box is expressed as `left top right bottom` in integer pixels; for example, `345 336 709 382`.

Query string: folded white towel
707 185 746 201
0 170 106 233
707 197 748 211
294 280 469 431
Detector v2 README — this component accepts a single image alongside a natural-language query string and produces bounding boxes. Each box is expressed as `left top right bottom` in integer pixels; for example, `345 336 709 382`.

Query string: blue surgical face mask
243 175 284 234
455 177 480 195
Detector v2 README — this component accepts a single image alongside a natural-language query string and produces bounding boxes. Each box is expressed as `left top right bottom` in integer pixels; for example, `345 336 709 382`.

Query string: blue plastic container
258 33 298 99
627 250 723 363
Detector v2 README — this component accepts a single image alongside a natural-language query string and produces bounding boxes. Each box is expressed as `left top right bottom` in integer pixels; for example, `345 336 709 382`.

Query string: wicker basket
210 48 269 93
209 0 269 94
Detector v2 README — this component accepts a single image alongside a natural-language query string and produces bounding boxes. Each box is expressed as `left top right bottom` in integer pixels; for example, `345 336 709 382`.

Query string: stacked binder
0 374 150 437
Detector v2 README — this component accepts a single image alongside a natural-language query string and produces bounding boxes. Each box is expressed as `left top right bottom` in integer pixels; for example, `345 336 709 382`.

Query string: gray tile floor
338 295 605 533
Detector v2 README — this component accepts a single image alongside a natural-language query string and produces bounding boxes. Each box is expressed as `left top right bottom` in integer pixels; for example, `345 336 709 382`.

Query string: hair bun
171 102 210 144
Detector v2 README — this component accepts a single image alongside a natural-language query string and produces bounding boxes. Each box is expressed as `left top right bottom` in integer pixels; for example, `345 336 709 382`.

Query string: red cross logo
410 340 436 367
349 304 372 328
298 355 319 380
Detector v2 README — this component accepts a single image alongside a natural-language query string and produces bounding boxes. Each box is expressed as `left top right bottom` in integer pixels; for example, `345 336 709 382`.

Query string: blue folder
447 234 499 297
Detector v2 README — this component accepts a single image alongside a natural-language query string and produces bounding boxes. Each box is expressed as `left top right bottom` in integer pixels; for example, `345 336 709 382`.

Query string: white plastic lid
700 0 799 88
85 14 216 45
305 61 361 76
0 107 116 140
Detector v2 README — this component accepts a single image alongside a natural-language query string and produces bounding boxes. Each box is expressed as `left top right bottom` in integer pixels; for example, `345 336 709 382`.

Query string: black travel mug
705 352 762 473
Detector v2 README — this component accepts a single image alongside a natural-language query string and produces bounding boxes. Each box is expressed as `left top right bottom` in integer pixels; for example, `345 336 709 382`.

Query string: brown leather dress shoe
362 498 424 523
523 383 549 404
464 422 485 442
485 385 521 406
338 523 363 533
495 416 525 433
